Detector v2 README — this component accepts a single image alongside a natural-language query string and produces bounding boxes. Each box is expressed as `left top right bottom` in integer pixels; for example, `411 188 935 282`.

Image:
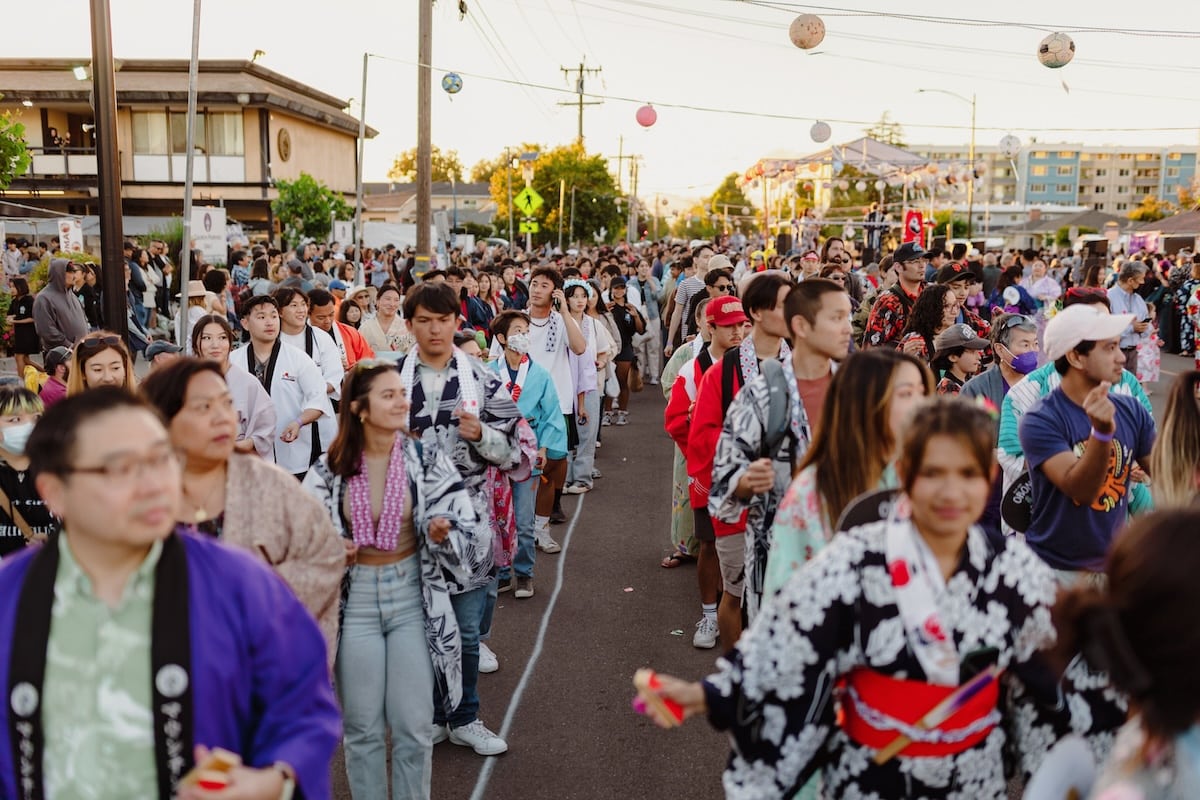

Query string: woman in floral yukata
642 398 1121 798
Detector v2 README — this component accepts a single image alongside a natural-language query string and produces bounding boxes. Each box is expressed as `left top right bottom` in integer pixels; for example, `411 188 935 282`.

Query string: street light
917 88 977 239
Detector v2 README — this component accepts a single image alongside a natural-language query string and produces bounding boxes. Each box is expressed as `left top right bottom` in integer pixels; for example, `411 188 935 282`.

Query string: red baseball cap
706 295 748 326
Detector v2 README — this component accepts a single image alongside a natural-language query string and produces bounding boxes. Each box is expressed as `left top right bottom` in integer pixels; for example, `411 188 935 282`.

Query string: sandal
660 546 695 569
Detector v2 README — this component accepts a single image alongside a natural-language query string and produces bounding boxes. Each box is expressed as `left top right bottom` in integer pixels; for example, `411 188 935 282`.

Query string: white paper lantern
788 14 825 50
999 134 1021 159
837 179 849 191
1037 32 1075 69
875 179 887 191
810 120 831 143
855 180 867 192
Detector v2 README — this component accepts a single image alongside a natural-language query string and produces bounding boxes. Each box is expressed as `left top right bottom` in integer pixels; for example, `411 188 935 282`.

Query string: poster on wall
332 220 353 246
57 219 84 252
191 206 228 265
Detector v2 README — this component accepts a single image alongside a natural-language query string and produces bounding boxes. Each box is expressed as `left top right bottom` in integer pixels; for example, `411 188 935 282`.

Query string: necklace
529 316 550 327
183 469 226 523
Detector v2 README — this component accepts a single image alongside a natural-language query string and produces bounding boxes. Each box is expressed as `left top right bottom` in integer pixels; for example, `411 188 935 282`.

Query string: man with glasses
0 389 340 799
32 258 88 356
864 241 927 349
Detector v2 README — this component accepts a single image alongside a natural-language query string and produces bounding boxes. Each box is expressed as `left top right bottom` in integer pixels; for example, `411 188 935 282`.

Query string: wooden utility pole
88 0 127 337
415 0 433 271
558 57 602 146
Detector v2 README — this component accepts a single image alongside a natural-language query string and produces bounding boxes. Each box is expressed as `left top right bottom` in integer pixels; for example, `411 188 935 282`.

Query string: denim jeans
567 389 600 487
479 575 500 641
501 476 537 581
337 557 434 800
434 584 488 728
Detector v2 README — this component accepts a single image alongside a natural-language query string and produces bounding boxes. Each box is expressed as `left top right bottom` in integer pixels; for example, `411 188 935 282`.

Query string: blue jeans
479 575 500 641
337 558 434 800
501 476 537 581
567 390 600 487
434 585 487 728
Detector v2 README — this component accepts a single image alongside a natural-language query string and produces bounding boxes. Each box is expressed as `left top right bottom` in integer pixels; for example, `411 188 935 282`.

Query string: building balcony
25 146 97 177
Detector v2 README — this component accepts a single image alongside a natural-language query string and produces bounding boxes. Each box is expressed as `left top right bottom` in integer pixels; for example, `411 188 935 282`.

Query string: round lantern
1037 32 1075 69
742 206 750 215
837 179 849 191
635 104 657 128
999 134 1021 159
810 120 831 143
855 180 867 192
875 179 887 191
807 162 820 173
788 14 826 49
441 72 463 94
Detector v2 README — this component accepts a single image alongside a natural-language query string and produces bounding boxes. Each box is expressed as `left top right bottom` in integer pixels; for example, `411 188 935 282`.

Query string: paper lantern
635 104 657 128
855 180 867 192
837 179 849 191
807 162 820 173
788 14 825 49
999 134 1021 159
1037 32 1075 69
810 120 831 143
875 179 887 191
441 72 463 94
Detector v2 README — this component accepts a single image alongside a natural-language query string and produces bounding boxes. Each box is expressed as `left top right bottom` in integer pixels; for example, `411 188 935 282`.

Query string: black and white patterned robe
700 522 1125 799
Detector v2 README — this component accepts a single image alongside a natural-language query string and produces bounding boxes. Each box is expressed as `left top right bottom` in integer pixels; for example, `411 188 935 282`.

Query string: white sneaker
693 617 719 649
615 411 628 426
562 482 590 495
478 642 499 674
432 723 449 744
601 412 613 427
448 719 508 755
535 534 561 554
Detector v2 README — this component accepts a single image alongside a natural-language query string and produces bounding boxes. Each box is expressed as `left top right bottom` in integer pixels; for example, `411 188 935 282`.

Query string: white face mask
506 331 531 355
1 422 34 455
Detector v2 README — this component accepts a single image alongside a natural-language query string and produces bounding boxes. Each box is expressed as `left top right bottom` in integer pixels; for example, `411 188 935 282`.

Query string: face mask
1001 344 1038 375
2 422 34 455
506 332 531 355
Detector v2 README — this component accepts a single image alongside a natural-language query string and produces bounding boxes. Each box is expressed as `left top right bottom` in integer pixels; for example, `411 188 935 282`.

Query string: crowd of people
0 227 1198 799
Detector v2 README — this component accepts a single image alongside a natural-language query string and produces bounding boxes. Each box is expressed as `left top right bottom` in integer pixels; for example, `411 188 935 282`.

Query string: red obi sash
839 667 1001 759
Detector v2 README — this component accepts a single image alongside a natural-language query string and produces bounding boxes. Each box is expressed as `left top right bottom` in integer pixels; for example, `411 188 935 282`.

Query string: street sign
514 186 544 216
519 220 540 233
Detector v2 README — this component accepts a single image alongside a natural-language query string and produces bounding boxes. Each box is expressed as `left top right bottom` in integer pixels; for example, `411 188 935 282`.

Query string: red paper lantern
635 104 657 128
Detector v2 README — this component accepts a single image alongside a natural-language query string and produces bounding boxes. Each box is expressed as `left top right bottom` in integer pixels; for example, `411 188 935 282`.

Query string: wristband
1090 426 1115 443
294 417 305 428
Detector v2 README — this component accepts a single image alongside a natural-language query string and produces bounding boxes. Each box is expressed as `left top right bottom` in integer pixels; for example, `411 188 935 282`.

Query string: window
1168 152 1183 161
1117 186 1130 194
993 166 1012 178
1058 151 1076 158
1029 183 1047 193
1031 165 1048 176
1096 168 1108 177
132 111 169 154
132 110 243 156
1056 166 1074 176
1136 186 1152 195
1094 185 1106 193
1167 167 1180 178
1093 203 1105 211
1057 184 1073 193
169 112 206 155
1118 168 1131 177
1117 202 1129 210
1136 153 1157 161
1119 153 1134 160
1095 153 1111 161
1032 151 1049 159
205 112 244 156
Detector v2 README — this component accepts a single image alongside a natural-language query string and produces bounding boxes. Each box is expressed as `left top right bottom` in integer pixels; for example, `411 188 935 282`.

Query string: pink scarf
348 438 408 550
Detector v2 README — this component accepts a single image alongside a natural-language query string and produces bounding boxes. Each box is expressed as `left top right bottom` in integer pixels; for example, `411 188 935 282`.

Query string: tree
1056 225 1096 247
1128 195 1174 223
0 96 31 191
487 142 623 246
470 154 505 184
271 173 352 246
864 112 906 148
931 210 967 238
387 145 464 183
670 173 760 239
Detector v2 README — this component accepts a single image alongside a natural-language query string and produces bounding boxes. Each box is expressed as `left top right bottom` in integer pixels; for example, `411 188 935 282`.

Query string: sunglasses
76 335 122 354
999 314 1035 329
714 283 734 292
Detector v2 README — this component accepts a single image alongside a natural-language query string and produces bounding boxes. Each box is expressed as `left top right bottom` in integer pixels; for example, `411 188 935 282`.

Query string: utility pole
557 178 566 251
353 52 368 285
88 0 127 338
569 186 576 246
558 57 602 146
415 0 433 272
505 147 514 247
176 0 201 347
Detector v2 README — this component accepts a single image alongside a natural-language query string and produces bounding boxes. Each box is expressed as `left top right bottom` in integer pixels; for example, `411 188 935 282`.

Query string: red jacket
663 348 714 453
686 350 748 534
336 321 375 368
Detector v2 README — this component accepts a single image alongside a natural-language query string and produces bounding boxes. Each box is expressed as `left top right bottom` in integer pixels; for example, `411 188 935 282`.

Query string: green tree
670 173 761 239
1055 225 1097 247
1128 195 1174 223
0 96 32 190
387 145 464 183
863 112 906 148
271 173 352 246
931 210 967 238
488 142 622 246
470 154 505 184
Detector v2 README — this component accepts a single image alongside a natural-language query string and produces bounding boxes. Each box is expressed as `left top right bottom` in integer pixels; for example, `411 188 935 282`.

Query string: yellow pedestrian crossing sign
514 186 544 216
519 220 540 233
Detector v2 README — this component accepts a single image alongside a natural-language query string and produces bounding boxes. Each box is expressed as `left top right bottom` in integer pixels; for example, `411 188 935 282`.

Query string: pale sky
14 0 1200 204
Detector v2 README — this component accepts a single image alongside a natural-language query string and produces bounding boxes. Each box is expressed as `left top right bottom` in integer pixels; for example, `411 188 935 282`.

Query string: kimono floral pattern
702 522 1123 799
863 290 912 349
306 436 477 715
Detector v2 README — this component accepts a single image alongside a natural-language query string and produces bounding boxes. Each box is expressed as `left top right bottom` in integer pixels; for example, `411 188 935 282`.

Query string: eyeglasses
75 335 123 355
826 274 846 282
66 445 177 483
714 283 734 292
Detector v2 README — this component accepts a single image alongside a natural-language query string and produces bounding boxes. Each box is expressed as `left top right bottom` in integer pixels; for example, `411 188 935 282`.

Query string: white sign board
57 218 84 253
332 220 353 246
191 206 227 265
0 223 5 247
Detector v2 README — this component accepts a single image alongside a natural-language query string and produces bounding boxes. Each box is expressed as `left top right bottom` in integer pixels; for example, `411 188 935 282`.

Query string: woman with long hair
8 277 38 375
563 280 601 493
642 399 1096 797
462 271 493 332
338 298 364 329
140 357 342 658
898 283 958 362
604 276 645 425
66 330 136 396
764 349 933 598
1053 509 1200 797
988 264 1039 315
1148 370 1200 508
191 313 276 458
359 283 409 356
303 360 476 800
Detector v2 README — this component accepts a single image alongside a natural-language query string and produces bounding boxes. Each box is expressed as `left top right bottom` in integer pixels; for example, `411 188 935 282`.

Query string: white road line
467 494 586 800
